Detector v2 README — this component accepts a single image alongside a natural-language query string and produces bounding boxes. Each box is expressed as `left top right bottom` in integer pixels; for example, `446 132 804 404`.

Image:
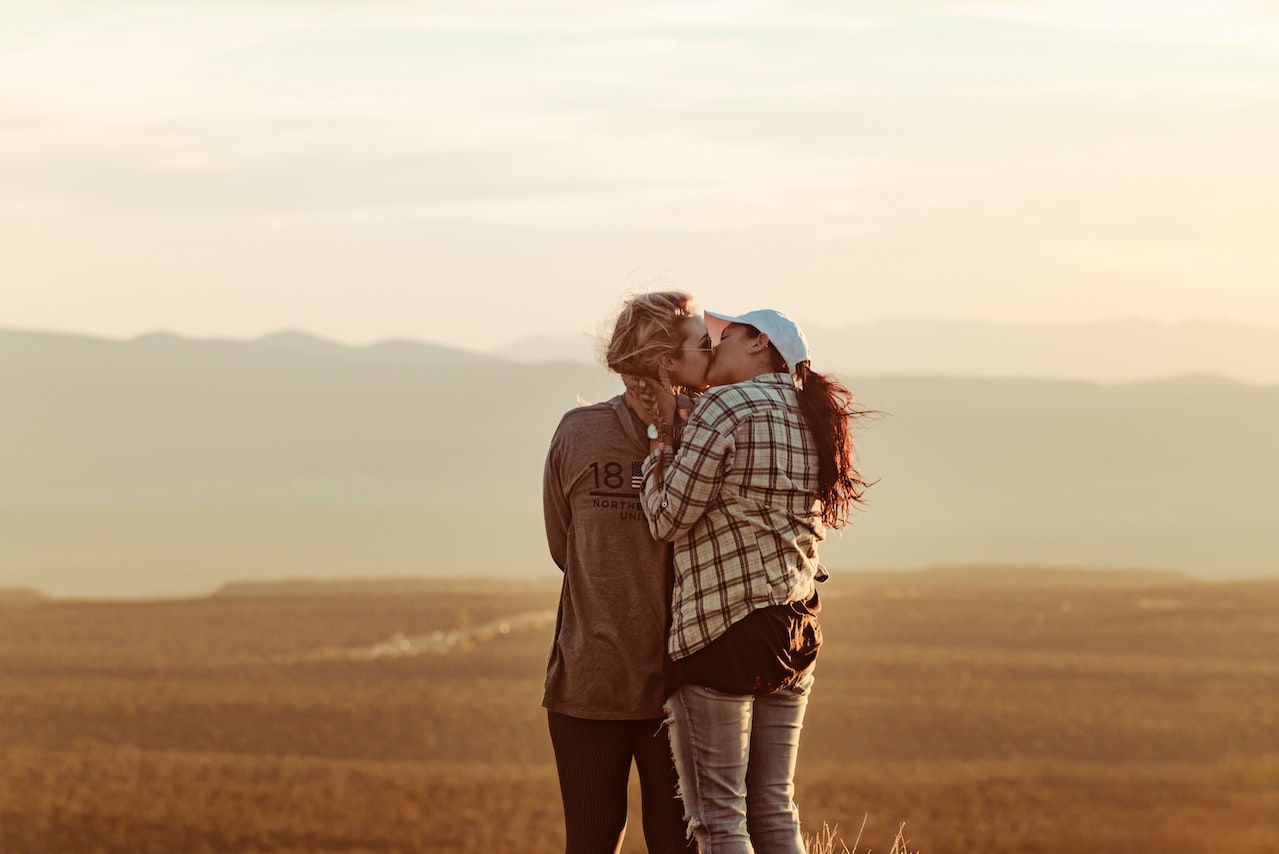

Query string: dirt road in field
283 609 559 661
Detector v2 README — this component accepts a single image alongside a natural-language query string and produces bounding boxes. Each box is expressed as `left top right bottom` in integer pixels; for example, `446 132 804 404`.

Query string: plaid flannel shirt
641 372 827 660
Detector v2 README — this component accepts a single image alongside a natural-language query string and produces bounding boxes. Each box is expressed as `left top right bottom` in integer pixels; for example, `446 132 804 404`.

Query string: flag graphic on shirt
631 461 644 490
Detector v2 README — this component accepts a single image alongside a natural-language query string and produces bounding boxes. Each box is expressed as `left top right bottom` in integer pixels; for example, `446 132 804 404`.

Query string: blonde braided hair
605 291 697 476
621 374 671 444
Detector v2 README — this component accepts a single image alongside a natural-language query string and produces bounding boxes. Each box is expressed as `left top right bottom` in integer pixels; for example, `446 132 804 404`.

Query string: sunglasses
680 335 714 353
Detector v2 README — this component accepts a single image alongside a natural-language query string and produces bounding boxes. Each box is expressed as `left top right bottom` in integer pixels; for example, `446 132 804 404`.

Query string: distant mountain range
2 326 1277 597
495 318 1279 385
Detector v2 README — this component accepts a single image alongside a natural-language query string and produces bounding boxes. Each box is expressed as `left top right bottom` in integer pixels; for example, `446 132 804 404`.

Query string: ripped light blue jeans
664 670 814 854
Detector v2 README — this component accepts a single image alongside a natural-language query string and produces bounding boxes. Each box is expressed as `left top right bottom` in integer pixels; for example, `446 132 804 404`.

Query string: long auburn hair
747 325 872 529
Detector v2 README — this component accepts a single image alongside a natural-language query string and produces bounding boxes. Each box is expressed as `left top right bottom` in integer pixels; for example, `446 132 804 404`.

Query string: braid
622 373 672 481
622 375 670 442
604 291 697 482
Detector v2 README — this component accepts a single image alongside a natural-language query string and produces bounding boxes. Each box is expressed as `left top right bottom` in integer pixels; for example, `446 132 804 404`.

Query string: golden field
2 569 1277 854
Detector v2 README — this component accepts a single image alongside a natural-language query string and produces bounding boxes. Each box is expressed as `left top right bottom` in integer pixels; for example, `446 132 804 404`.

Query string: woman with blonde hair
639 307 870 854
541 290 712 853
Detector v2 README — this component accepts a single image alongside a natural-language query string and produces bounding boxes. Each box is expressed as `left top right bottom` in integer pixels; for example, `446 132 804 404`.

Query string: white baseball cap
705 308 811 378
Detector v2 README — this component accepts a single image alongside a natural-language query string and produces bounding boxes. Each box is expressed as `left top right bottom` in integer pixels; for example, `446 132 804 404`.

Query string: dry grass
805 818 917 854
2 570 1278 853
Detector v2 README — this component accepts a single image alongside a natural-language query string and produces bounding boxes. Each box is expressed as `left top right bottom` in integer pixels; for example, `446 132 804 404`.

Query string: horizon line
4 314 1276 355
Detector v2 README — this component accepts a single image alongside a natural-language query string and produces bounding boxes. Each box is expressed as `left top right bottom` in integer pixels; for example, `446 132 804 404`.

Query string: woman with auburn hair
541 291 712 853
637 307 870 854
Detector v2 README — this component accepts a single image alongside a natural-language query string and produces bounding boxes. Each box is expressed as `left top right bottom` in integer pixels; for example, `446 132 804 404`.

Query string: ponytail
793 362 871 529
741 324 872 528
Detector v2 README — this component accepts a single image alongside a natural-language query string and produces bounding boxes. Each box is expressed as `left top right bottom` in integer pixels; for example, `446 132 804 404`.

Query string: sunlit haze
4 0 1279 351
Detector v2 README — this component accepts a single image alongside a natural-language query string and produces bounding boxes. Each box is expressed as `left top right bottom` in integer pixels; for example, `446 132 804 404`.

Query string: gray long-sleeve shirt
542 395 673 720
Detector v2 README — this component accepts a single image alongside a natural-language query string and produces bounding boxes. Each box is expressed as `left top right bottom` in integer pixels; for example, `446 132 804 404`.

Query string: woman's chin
681 373 711 392
704 368 734 387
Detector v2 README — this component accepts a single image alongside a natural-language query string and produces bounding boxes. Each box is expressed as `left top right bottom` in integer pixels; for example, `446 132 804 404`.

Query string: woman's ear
751 332 771 354
656 351 677 371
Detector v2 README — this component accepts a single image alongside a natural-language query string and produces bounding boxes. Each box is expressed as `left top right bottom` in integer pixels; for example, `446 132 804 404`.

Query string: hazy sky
3 0 1278 351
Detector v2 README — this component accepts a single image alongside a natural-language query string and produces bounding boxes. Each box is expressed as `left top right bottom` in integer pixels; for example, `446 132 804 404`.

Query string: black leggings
547 711 693 854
